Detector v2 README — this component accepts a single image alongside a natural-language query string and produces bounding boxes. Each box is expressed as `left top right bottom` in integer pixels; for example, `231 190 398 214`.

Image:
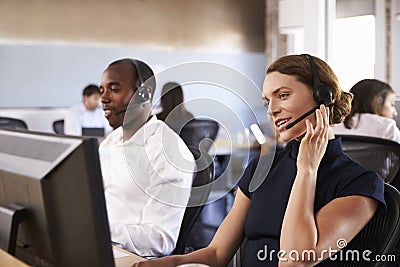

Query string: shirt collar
289 137 343 160
124 116 158 146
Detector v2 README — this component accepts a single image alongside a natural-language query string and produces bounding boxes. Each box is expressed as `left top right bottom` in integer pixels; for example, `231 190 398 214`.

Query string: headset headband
129 59 144 86
302 54 320 90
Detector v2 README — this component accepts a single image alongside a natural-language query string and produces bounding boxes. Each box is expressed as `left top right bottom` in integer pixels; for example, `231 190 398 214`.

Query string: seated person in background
334 78 400 142
157 82 194 134
132 54 385 267
98 58 195 257
64 84 112 136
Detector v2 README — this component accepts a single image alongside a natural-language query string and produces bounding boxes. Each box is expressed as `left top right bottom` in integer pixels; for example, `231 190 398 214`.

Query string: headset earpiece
285 55 332 130
136 86 151 104
315 84 332 105
302 54 333 105
130 59 152 105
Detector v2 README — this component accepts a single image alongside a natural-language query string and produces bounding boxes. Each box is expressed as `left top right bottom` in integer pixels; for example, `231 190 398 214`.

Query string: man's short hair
83 84 101 97
108 58 156 96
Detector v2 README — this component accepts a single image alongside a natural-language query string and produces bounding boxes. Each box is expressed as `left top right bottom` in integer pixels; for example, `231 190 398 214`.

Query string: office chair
52 119 65 134
336 183 400 267
179 119 219 153
337 135 400 190
172 146 215 255
0 117 28 130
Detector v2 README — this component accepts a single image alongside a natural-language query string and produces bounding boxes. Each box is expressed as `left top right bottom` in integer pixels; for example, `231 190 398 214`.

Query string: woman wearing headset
132 54 385 267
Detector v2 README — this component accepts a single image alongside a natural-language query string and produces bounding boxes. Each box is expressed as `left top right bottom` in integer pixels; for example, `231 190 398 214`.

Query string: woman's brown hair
343 79 394 129
266 54 353 125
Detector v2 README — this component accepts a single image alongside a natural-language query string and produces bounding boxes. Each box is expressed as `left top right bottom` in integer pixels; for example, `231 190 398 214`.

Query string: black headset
129 59 152 105
303 54 332 105
285 54 333 130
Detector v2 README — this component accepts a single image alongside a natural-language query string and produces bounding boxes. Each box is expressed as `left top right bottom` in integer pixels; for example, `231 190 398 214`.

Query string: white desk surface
114 246 145 267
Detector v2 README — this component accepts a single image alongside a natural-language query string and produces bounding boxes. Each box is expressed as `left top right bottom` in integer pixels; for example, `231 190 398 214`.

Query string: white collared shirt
99 116 195 256
64 103 113 135
334 113 400 143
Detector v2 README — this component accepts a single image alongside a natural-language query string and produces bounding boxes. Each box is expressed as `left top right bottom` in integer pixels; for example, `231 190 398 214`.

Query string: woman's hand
297 105 329 173
131 257 176 267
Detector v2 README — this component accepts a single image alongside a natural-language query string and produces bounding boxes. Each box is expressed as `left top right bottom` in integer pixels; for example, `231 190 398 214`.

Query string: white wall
391 0 400 95
0 108 67 133
279 0 400 96
0 43 267 134
278 0 335 59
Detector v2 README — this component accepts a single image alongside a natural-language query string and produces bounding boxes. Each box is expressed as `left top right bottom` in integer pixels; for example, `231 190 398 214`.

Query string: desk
114 246 145 267
0 246 145 267
0 249 29 267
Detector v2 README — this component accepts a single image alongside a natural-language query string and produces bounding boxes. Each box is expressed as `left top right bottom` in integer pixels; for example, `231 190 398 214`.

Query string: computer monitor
82 127 105 137
0 128 115 267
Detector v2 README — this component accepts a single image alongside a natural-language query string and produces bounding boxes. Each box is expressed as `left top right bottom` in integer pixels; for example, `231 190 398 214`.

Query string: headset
130 59 152 105
285 54 332 129
304 54 332 106
114 59 152 116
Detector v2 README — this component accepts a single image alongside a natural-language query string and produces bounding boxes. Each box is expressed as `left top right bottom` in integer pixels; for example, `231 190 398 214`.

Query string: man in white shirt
98 58 195 257
64 84 112 135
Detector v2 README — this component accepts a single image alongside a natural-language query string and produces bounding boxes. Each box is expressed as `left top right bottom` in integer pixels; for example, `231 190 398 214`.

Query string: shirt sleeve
385 120 400 143
336 169 386 210
238 157 260 199
110 136 195 257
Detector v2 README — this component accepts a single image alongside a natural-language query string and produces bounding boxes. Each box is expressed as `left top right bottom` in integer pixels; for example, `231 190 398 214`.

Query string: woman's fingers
302 105 329 144
314 105 328 140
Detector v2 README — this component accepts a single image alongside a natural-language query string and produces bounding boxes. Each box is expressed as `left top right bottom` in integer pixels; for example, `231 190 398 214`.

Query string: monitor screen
82 127 105 137
0 128 115 267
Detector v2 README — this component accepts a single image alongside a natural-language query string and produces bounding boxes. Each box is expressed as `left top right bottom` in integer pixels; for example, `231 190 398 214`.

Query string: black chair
172 146 215 255
337 135 400 190
179 119 219 153
53 119 64 134
335 183 400 267
0 117 28 130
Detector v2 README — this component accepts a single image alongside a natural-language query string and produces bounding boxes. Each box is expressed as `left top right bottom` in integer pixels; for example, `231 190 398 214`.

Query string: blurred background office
0 0 399 255
157 81 195 134
1 0 399 126
334 78 400 142
64 84 112 136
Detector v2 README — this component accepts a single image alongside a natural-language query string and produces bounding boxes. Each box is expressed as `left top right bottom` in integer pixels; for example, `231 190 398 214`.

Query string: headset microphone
114 109 126 116
285 54 332 130
285 106 319 130
114 98 151 116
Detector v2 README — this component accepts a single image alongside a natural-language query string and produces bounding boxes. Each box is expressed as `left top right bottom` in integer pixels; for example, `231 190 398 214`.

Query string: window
331 15 375 91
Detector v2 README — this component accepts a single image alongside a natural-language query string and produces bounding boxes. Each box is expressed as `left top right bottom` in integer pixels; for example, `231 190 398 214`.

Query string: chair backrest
337 135 400 190
338 183 400 267
53 119 64 134
0 117 28 130
172 146 214 255
179 119 219 152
